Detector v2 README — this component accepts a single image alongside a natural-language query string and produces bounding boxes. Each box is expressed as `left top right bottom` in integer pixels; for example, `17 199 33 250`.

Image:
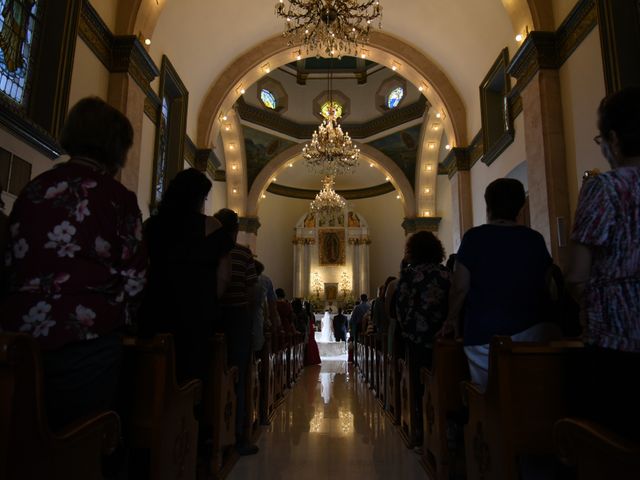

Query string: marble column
360 240 370 297
302 240 312 298
351 240 360 298
447 148 473 251
108 72 146 196
292 239 305 298
521 70 570 267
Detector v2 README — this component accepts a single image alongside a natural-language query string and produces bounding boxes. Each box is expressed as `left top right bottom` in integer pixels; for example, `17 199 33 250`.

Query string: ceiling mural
367 124 421 187
243 126 296 190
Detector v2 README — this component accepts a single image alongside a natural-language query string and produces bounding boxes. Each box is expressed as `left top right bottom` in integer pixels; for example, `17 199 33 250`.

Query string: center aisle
227 360 427 479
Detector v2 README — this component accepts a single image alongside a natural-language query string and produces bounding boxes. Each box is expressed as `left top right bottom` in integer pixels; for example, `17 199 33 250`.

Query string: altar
292 209 371 305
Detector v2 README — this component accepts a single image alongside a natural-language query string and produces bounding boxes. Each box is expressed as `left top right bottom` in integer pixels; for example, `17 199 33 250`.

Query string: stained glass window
387 86 404 109
260 88 277 110
321 101 343 119
0 0 38 105
153 97 170 207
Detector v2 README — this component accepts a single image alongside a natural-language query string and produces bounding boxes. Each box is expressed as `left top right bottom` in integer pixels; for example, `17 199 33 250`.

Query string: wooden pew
259 332 274 424
121 334 202 480
376 334 387 407
554 418 640 479
398 350 418 447
464 337 584 480
386 335 401 425
421 339 469 480
243 353 261 444
202 334 239 479
0 333 120 480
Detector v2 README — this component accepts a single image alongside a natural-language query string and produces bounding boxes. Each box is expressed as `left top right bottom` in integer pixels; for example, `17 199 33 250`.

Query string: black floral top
396 263 450 348
0 160 147 350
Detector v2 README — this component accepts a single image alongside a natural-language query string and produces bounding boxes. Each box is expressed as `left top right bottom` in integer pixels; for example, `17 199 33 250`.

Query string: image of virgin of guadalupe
319 230 345 265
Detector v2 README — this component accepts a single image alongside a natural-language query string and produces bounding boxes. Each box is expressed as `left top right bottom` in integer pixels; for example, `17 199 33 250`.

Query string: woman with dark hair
440 178 559 391
396 231 450 365
0 97 146 430
566 86 640 439
395 231 450 444
141 168 234 383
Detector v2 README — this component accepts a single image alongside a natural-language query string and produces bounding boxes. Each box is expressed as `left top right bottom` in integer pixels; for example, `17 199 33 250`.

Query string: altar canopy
293 209 370 303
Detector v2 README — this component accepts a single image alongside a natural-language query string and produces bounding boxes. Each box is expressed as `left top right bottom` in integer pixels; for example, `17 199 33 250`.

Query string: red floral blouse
0 160 147 350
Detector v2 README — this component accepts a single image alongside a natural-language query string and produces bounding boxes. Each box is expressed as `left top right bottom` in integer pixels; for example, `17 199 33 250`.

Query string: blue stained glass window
0 0 38 105
387 86 404 109
260 89 277 109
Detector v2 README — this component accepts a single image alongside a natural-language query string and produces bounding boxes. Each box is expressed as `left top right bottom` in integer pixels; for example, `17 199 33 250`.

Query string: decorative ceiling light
303 58 359 175
310 175 346 218
275 0 382 58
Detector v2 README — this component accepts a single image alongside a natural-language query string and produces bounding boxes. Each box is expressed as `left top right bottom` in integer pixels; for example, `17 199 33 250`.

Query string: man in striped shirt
215 208 260 455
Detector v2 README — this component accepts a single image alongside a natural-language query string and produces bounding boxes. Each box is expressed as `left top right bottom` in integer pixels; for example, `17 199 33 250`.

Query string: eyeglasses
594 135 603 145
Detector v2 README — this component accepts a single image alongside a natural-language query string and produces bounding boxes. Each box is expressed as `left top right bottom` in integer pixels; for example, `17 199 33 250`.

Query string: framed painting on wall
318 229 346 265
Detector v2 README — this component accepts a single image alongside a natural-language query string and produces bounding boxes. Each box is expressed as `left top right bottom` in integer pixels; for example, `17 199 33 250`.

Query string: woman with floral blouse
0 97 146 430
566 86 640 440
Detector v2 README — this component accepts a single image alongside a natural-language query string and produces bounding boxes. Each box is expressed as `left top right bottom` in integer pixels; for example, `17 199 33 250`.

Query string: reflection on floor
227 360 427 480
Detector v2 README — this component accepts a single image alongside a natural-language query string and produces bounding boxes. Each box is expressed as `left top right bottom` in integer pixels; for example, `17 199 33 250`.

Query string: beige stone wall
559 27 608 222
68 37 110 107
137 115 156 218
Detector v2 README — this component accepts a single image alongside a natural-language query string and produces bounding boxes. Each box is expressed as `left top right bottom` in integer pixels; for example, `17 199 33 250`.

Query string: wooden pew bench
259 332 275 424
386 335 401 425
202 334 238 479
1 333 120 480
554 418 640 479
421 339 469 480
120 334 201 480
464 337 584 480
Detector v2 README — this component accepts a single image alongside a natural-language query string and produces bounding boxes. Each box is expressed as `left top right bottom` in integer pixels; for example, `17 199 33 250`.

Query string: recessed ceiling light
144 38 151 46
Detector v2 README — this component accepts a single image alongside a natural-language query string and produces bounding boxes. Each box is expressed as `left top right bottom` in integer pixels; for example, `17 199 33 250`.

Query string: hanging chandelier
275 0 382 58
310 175 346 217
303 110 360 175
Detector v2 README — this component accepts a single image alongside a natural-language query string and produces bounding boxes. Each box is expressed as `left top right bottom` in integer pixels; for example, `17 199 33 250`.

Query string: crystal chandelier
310 175 346 218
303 110 360 175
275 0 382 58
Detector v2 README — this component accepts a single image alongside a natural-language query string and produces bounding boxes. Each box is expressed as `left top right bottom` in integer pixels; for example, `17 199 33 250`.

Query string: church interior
1 0 640 479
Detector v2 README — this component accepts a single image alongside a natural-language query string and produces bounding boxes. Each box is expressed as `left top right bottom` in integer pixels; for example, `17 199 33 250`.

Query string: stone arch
197 31 468 149
246 143 416 219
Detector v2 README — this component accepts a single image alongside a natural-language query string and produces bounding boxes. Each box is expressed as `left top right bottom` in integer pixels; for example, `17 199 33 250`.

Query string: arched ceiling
148 0 522 141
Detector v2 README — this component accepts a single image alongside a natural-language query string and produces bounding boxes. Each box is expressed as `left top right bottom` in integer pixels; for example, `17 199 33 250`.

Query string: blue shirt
457 224 552 346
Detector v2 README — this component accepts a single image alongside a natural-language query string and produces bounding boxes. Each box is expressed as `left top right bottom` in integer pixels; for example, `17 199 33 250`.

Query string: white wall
68 37 110 107
436 175 453 258
553 0 580 29
89 0 118 33
136 116 156 218
470 113 527 225
559 27 608 221
209 180 227 215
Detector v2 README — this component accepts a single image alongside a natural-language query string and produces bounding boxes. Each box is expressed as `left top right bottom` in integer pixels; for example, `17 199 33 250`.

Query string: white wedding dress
319 311 333 343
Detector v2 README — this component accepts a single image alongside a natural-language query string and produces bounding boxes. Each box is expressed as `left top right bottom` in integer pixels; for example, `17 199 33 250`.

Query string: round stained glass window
260 89 277 109
321 101 343 119
387 86 404 109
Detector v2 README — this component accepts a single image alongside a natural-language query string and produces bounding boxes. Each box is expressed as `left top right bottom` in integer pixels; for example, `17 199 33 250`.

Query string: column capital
401 217 442 235
239 216 261 235
442 147 471 178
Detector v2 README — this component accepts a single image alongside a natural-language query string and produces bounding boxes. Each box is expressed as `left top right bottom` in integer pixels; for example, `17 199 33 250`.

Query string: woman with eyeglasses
566 86 640 441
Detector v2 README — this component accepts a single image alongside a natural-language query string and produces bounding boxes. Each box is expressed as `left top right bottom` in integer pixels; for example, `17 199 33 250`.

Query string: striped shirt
219 244 257 307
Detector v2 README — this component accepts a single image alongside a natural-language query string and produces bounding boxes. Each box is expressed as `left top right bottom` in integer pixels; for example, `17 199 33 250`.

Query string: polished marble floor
228 360 428 480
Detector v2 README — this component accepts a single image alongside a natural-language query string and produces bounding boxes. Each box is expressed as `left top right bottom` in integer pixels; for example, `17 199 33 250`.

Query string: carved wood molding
266 181 396 200
79 2 159 99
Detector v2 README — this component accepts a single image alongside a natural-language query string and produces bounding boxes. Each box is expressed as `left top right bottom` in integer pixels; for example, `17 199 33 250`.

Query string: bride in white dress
319 310 333 342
